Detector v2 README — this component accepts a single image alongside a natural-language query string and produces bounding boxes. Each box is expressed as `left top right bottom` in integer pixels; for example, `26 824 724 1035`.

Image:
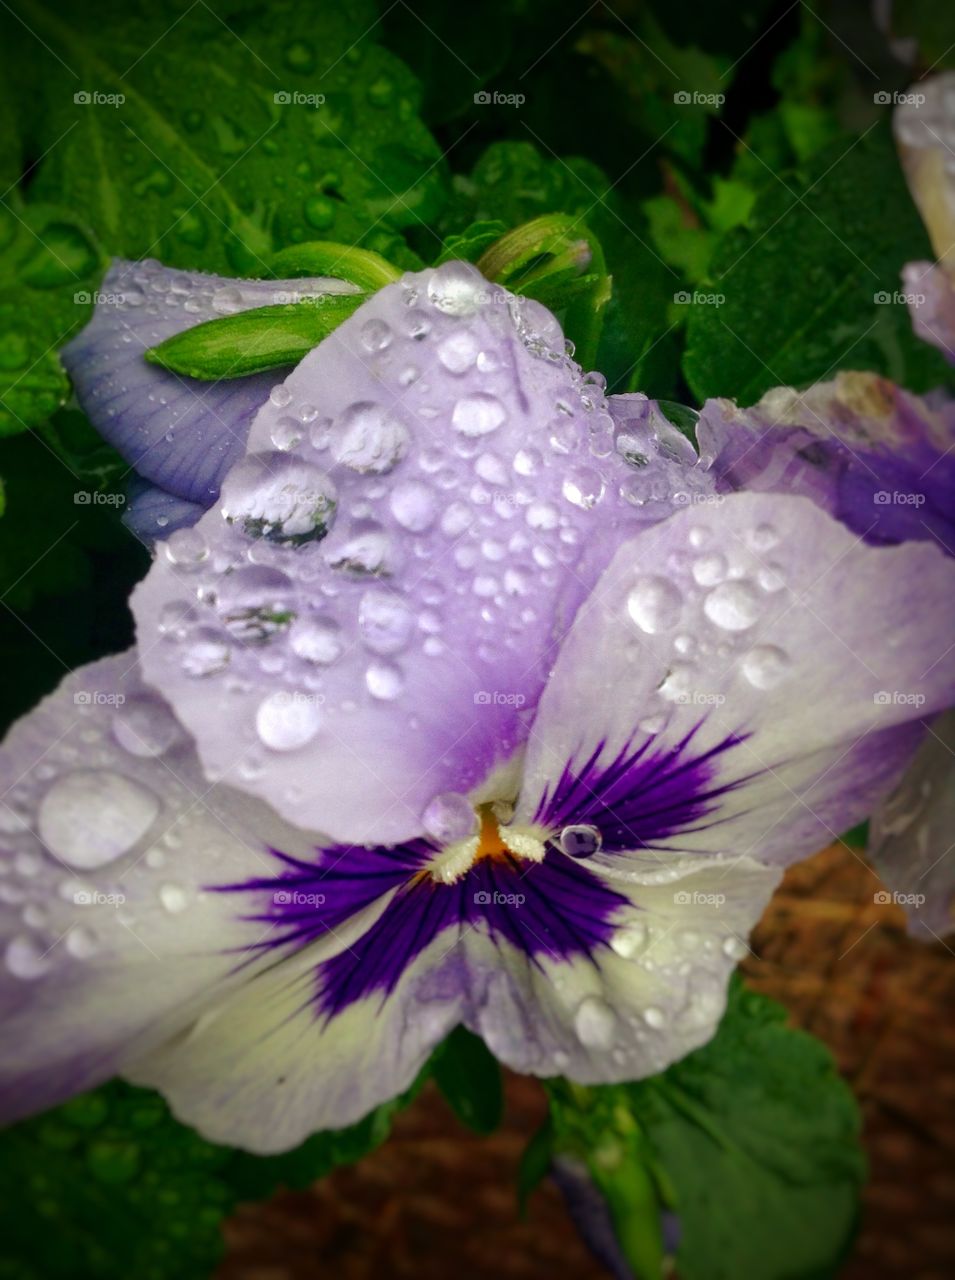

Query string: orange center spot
474 806 514 865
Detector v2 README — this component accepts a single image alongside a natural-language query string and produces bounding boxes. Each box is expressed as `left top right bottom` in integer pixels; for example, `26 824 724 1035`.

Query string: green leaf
9 0 447 275
435 220 507 266
431 1025 504 1135
0 203 106 435
517 1117 554 1217
146 294 364 379
546 980 865 1280
0 1078 419 1280
684 128 954 404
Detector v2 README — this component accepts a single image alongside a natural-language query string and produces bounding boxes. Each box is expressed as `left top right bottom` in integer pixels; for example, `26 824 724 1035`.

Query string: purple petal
0 651 319 1126
515 490 955 871
130 263 712 844
61 259 359 506
697 372 955 555
123 479 205 547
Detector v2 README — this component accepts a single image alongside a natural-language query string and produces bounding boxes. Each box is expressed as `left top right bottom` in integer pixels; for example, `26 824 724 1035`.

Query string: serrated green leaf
684 128 954 404
432 1025 504 1135
146 294 364 379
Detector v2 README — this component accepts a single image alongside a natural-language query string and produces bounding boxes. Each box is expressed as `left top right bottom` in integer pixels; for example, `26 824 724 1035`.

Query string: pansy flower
2 262 953 1152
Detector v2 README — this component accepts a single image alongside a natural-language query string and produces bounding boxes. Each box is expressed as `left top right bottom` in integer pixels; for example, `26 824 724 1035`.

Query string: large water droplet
221 453 337 543
163 528 208 569
703 581 760 631
691 553 727 587
255 691 322 751
452 393 506 437
421 793 477 844
561 468 605 509
426 262 485 316
574 994 618 1049
627 577 683 634
611 923 647 958
330 402 409 474
740 645 791 689
559 824 602 858
112 697 183 758
37 770 160 869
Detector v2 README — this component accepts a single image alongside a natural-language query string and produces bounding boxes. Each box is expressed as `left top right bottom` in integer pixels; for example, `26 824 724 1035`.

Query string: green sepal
270 241 402 292
145 294 364 380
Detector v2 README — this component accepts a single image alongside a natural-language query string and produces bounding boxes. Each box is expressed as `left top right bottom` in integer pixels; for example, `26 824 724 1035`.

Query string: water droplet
513 448 542 476
159 882 188 914
212 285 244 315
221 453 337 543
559 824 602 858
330 402 409 474
452 393 506 437
256 691 322 751
422 793 477 844
66 926 98 960
722 936 748 960
269 384 293 409
740 645 791 690
358 589 413 654
749 523 779 552
289 617 342 665
437 330 479 374
611 923 647 958
181 630 231 677
112 697 183 758
327 520 392 575
215 566 296 642
271 416 303 451
562 468 605 509
574 995 618 1049
426 262 485 316
703 581 760 631
158 600 198 639
627 577 683 634
163 528 208 569
643 1006 666 1029
37 770 160 868
360 319 392 352
526 501 558 531
366 659 404 700
389 479 437 532
691 553 727 587
6 934 52 980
